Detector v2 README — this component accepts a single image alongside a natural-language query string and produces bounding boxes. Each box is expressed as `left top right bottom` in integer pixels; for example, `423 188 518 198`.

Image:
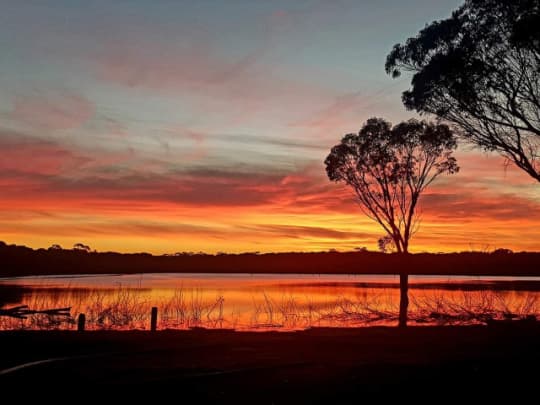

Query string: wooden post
77 313 86 332
398 274 409 328
150 307 158 332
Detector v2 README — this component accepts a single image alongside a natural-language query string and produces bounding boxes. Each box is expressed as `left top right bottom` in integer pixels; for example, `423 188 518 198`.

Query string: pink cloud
164 126 208 162
0 131 138 193
95 39 259 95
0 131 89 176
93 39 331 128
290 91 366 141
452 150 537 186
12 91 95 131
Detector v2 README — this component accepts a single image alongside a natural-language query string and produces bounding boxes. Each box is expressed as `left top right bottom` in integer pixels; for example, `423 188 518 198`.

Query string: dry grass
1 287 538 331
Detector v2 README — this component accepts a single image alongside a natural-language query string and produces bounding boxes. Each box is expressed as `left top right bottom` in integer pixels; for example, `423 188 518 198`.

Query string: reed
1 286 538 331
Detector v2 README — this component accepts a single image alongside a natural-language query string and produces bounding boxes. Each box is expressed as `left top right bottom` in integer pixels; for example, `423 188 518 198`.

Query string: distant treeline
1 241 539 277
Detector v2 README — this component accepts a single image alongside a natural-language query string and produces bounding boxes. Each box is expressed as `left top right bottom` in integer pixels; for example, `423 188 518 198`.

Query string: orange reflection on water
1 274 539 331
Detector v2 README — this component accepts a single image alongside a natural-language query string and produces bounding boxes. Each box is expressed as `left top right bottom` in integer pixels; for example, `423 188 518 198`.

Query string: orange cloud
1 130 539 255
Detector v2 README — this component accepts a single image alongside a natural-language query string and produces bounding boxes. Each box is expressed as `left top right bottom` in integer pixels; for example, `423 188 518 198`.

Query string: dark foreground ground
1 325 539 402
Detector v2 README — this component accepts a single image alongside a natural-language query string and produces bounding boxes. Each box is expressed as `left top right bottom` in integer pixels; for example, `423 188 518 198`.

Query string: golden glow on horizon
1 151 539 254
3 206 540 254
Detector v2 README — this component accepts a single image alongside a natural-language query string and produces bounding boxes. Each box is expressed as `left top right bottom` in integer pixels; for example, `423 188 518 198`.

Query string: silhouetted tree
493 248 514 255
73 243 91 252
325 117 459 326
386 0 540 182
377 235 395 254
48 244 62 250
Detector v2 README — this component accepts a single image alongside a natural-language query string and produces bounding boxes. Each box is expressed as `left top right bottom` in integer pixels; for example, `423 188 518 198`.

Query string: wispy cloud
11 90 94 131
0 129 90 176
242 223 373 241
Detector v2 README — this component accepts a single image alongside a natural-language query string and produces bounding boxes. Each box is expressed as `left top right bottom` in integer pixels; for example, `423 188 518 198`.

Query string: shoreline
3 248 540 278
4 274 540 291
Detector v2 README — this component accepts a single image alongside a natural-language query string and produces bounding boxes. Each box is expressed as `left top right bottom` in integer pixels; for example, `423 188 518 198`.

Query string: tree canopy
73 243 91 252
385 0 540 182
325 118 458 254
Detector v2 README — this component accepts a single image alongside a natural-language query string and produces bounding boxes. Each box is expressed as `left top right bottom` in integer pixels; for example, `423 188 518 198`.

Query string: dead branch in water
0 305 71 319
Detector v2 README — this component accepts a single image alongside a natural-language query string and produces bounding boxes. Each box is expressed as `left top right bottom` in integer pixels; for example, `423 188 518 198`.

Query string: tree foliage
325 118 458 253
73 243 91 252
377 235 395 254
386 0 540 182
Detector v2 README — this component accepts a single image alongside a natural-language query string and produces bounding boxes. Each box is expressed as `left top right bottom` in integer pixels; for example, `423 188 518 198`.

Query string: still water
1 273 539 330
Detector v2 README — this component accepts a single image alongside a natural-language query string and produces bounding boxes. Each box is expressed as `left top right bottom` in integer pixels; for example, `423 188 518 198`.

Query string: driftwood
0 305 71 319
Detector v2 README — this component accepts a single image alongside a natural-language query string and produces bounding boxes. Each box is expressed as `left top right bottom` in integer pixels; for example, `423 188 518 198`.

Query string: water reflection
0 284 26 307
1 274 539 331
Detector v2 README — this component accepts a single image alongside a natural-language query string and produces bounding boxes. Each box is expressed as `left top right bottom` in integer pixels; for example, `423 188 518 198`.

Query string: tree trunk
393 239 409 327
398 273 409 327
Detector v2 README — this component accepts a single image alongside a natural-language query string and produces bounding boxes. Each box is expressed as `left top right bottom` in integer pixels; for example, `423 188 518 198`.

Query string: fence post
77 313 86 332
150 307 158 332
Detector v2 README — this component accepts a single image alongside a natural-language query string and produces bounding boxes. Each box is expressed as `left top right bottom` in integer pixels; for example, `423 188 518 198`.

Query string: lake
1 273 539 330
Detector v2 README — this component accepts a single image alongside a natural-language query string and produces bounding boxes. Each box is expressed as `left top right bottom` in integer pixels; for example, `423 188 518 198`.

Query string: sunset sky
1 0 539 254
